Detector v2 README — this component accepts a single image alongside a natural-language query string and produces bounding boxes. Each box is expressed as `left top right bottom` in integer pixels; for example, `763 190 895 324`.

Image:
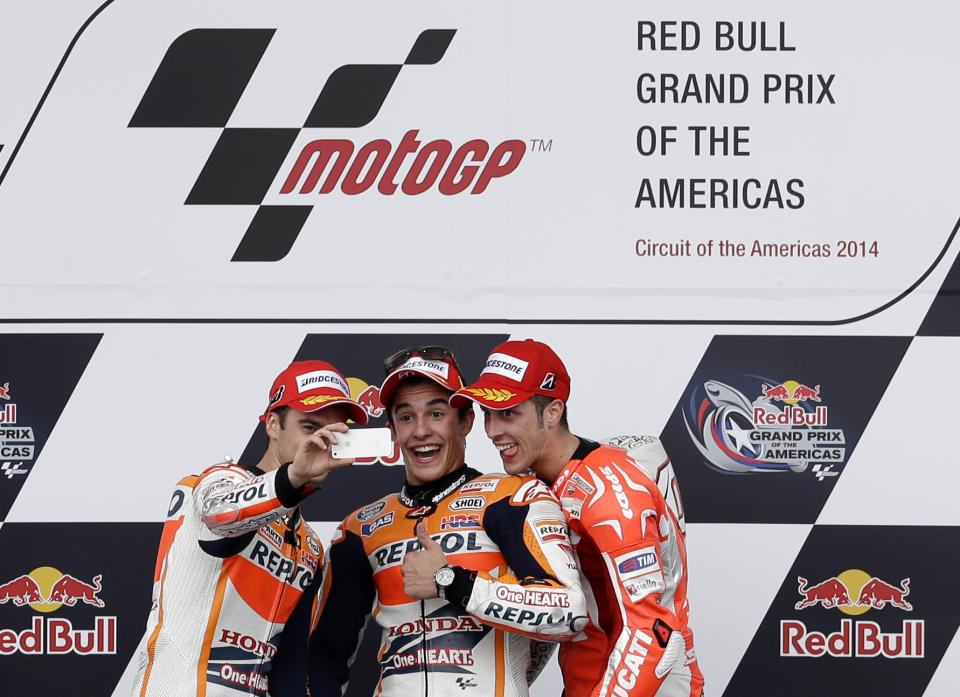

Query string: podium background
1 2 958 695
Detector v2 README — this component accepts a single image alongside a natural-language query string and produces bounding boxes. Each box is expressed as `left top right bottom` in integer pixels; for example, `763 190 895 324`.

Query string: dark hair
272 406 292 428
385 376 472 424
530 394 569 430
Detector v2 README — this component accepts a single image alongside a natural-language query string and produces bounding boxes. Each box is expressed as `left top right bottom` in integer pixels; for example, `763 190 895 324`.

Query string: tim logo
130 28 526 262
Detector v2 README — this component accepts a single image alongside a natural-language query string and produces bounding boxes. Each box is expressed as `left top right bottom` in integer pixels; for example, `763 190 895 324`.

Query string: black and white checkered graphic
723 526 960 697
129 28 456 262
0 334 100 521
660 335 911 525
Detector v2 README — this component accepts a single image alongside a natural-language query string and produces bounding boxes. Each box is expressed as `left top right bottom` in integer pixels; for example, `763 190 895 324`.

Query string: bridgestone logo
281 130 525 196
481 353 529 382
397 358 450 379
296 370 349 396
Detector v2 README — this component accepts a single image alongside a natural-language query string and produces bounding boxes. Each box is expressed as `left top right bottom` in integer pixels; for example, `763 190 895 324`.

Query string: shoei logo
129 28 528 262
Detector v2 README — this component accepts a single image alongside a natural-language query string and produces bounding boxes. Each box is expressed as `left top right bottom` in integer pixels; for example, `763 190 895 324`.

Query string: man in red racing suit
308 346 587 697
132 361 366 697
453 340 705 697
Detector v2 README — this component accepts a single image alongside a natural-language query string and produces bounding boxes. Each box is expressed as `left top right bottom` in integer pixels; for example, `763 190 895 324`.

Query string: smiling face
389 380 474 486
481 398 550 476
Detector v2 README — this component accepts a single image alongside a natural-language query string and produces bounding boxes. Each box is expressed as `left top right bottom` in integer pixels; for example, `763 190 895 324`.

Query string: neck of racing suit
398 465 483 511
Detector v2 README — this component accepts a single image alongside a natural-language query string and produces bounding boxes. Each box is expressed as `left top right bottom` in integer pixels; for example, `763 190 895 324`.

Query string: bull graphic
48 574 105 607
0 575 44 606
856 577 912 611
758 383 791 401
795 576 851 610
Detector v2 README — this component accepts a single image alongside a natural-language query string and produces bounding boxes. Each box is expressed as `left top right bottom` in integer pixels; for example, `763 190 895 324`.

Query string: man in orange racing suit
308 346 587 697
452 340 705 697
132 361 366 697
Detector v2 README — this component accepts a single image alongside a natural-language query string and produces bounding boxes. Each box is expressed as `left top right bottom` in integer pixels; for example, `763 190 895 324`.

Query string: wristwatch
434 565 456 599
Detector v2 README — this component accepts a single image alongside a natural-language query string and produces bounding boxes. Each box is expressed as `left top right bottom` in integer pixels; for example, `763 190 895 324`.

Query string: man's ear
264 411 281 439
545 399 565 428
460 406 476 437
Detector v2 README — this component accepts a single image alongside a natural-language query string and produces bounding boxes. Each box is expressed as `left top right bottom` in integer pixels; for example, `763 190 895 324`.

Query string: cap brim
449 384 532 410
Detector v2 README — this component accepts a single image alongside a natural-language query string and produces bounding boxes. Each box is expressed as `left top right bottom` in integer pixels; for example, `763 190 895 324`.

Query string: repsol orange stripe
494 563 505 697
523 524 559 579
197 571 230 697
495 612 505 697
138 562 169 697
375 567 410 605
228 557 286 619
448 551 502 570
152 517 184 582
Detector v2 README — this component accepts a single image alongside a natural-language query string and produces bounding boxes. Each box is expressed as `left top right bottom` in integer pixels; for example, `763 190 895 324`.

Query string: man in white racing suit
308 345 587 697
132 360 367 697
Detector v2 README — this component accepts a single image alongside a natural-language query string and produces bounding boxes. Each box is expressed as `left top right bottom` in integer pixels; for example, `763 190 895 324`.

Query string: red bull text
783 574 923 659
780 618 923 658
0 616 116 655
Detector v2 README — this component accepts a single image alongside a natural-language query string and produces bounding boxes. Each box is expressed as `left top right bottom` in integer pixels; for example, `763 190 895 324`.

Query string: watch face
435 566 456 587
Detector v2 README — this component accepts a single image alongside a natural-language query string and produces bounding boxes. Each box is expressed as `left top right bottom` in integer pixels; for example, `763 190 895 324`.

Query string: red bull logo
48 574 105 608
794 576 851 610
0 383 10 400
345 377 401 465
758 381 821 403
0 403 16 424
356 384 385 419
0 567 116 656
684 377 843 477
0 575 44 606
856 577 912 611
781 568 923 659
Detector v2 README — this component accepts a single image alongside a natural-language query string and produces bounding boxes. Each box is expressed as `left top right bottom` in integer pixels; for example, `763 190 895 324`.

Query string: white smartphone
331 427 394 459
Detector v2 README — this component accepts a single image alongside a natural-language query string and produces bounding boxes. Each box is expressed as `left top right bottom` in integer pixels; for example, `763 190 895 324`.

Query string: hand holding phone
331 427 394 459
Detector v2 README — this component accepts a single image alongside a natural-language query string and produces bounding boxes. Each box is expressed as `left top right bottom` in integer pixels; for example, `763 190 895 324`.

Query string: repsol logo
212 482 269 506
248 540 314 589
373 532 482 569
129 28 528 262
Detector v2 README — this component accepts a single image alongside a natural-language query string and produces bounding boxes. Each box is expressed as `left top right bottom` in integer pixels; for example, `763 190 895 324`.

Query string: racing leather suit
132 460 324 697
308 465 587 697
552 436 704 697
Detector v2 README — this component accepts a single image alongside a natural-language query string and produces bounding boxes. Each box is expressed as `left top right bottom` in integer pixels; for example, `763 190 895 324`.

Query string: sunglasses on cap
383 345 462 376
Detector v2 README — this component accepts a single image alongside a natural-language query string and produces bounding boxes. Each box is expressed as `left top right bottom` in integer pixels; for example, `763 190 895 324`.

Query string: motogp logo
130 28 526 262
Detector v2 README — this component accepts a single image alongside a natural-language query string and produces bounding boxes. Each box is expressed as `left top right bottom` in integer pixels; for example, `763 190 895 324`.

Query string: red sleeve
577 448 689 697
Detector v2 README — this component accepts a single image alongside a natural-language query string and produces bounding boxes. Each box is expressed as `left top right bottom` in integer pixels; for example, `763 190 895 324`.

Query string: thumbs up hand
402 520 448 599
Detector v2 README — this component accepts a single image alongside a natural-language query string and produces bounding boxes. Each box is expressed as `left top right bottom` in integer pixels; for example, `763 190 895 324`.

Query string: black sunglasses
383 345 462 377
